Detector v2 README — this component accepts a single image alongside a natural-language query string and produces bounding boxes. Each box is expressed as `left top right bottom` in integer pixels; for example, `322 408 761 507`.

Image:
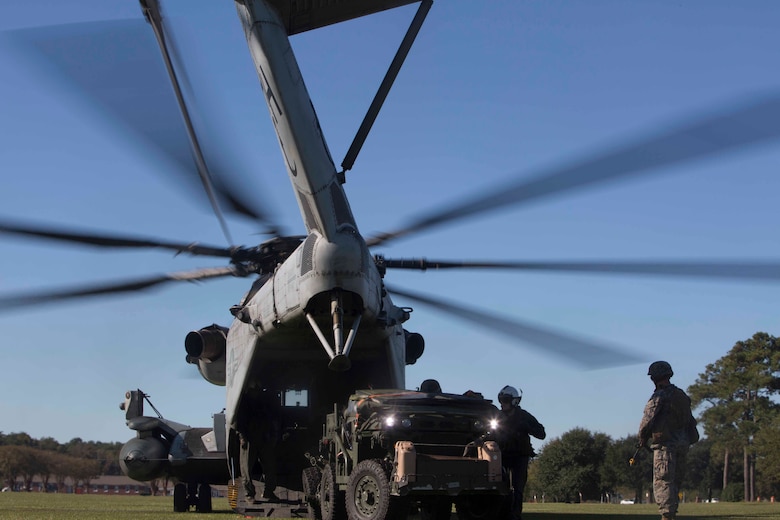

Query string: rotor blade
0 219 236 258
140 0 232 244
368 94 780 247
4 20 283 235
387 285 643 369
381 258 780 281
0 266 241 312
141 1 285 236
209 175 282 236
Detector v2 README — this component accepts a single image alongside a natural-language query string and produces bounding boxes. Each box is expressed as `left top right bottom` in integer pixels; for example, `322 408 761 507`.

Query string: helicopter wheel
173 483 188 512
196 483 212 513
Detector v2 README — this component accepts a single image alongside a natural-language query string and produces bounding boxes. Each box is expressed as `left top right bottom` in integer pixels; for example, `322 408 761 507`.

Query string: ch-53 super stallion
2 0 780 518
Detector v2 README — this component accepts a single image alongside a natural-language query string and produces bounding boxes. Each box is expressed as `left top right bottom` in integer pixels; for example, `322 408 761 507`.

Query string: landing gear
172 482 213 513
173 483 188 512
197 484 213 513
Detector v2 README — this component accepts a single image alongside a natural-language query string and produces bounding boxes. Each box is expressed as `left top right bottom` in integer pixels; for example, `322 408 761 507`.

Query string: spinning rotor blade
0 266 240 312
0 219 236 258
5 18 282 236
381 258 780 282
140 0 232 243
368 95 780 247
387 286 644 370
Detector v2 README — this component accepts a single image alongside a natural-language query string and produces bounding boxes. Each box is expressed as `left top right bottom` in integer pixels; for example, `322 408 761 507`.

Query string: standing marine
236 386 281 503
496 385 545 520
638 361 699 520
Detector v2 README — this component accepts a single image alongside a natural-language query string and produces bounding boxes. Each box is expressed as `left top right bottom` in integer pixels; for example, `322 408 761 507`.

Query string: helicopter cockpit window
282 388 309 407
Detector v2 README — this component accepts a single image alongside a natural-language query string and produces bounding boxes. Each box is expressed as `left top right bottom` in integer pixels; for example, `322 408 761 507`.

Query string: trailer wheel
346 459 409 520
420 497 452 520
303 467 323 520
454 495 500 520
173 483 188 512
320 464 344 520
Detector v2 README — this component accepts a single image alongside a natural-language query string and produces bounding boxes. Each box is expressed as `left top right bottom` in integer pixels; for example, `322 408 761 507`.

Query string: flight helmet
498 385 522 406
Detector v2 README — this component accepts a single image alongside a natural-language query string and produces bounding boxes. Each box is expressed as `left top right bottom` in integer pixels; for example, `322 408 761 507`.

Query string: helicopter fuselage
218 0 413 472
125 0 426 494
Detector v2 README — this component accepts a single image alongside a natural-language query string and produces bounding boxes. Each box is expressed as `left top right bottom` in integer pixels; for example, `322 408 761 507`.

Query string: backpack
652 385 699 445
687 414 700 444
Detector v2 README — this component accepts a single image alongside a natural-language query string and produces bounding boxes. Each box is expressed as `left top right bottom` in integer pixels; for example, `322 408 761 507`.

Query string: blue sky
1 0 778 451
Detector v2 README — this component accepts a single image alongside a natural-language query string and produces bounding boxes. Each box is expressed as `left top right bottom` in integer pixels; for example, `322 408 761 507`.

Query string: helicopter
119 388 229 513
1 0 780 513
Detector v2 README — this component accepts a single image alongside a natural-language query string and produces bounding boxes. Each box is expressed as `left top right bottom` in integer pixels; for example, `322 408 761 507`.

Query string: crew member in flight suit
237 386 281 502
496 385 545 520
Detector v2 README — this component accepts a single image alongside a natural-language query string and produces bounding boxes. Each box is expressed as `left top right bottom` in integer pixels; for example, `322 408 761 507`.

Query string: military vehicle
303 388 507 520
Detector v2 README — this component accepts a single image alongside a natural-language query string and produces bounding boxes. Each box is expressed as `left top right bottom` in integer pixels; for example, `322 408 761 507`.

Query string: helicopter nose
120 437 167 481
124 450 146 466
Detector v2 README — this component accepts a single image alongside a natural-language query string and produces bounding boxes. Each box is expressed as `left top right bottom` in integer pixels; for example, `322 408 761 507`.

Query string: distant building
6 475 226 497
7 475 154 494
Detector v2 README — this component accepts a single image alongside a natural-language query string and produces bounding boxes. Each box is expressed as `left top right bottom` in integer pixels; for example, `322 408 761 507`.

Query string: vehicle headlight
384 415 396 427
489 418 499 431
473 420 484 430
401 418 412 428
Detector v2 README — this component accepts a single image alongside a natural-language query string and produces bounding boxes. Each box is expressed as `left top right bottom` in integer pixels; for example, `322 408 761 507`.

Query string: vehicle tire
454 495 501 520
346 459 409 520
196 483 212 513
173 483 188 512
419 497 452 520
303 466 323 520
320 464 345 520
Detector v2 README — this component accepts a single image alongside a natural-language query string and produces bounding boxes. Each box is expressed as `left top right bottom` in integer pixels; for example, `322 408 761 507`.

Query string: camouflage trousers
652 446 688 517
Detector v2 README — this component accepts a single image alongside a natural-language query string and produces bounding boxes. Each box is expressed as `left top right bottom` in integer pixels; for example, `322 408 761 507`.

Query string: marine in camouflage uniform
638 361 699 520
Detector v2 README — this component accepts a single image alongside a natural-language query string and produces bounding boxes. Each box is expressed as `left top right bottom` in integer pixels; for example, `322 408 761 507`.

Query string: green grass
522 501 780 519
0 493 778 519
0 493 235 520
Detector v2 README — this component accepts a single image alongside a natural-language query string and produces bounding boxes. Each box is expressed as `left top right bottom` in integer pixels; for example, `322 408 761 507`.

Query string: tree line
525 332 780 503
0 432 122 492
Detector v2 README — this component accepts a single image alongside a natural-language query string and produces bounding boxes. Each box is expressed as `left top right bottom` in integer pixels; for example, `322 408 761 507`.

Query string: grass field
0 493 778 520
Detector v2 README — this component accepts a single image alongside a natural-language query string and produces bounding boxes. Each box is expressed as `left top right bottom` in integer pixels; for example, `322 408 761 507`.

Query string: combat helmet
498 385 522 407
648 360 674 380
